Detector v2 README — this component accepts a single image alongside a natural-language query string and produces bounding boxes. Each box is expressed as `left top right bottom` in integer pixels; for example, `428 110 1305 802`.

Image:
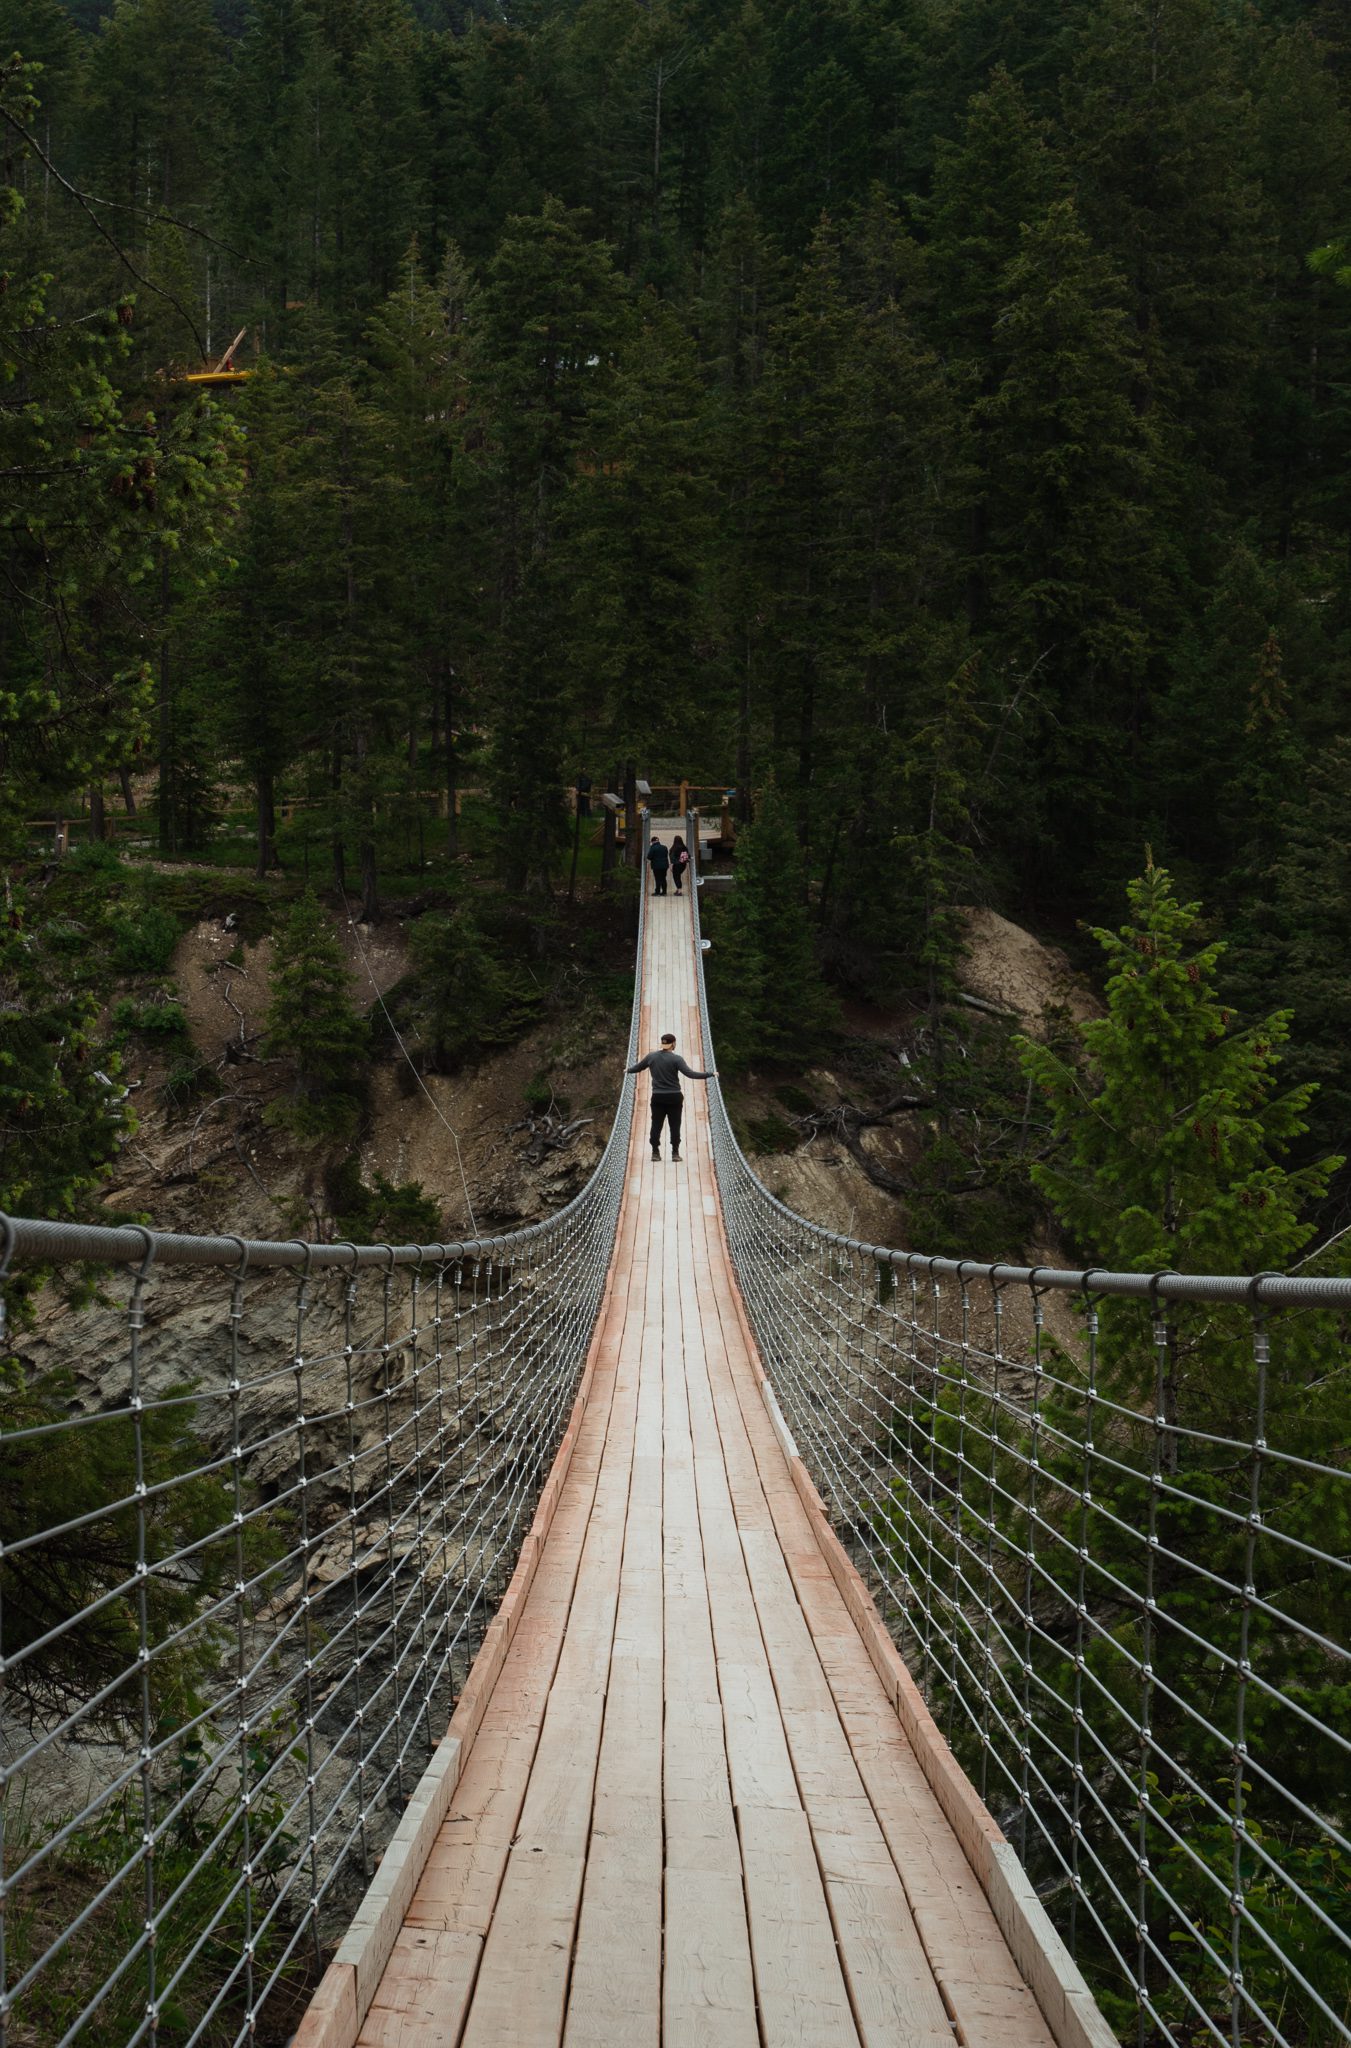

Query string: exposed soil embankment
725 906 1098 1357
97 904 628 1243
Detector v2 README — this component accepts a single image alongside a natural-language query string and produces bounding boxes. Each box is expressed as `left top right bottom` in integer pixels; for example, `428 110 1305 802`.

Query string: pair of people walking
628 1033 715 1162
647 834 690 895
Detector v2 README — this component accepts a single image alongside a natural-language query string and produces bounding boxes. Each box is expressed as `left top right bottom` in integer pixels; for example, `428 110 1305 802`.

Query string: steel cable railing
687 811 1351 2048
0 843 646 2048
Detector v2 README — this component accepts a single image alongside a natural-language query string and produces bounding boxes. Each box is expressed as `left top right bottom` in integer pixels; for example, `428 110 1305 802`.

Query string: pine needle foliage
266 893 367 1135
709 780 837 1070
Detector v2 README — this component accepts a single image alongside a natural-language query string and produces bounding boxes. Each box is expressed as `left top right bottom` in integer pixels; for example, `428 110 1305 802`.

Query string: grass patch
744 1110 800 1154
774 1083 818 1116
3 1779 312 2046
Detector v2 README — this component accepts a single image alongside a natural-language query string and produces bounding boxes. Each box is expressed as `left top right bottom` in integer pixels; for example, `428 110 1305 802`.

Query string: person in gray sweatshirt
628 1033 716 1162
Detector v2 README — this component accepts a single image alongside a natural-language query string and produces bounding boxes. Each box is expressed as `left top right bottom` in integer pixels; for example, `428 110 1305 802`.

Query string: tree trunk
736 642 753 823
624 759 638 867
356 727 378 921
652 58 664 236
157 553 173 855
117 765 137 816
797 668 814 852
331 741 346 894
256 766 277 878
444 662 458 858
817 813 843 925
89 785 106 843
567 794 583 905
600 762 620 890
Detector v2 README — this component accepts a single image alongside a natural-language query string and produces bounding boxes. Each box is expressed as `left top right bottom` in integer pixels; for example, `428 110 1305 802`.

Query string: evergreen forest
3 6 1351 2043
7 0 1351 1235
2 0 1351 1179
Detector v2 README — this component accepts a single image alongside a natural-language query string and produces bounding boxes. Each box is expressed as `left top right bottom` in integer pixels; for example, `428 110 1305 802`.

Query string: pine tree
469 198 630 890
750 220 851 842
366 241 480 854
194 362 308 875
1228 739 1351 1174
1019 861 1337 1293
0 56 244 841
976 197 1163 898
924 64 1061 365
1008 863 1349 2036
714 779 836 1067
266 892 367 1133
1060 0 1266 471
560 297 713 766
230 0 326 321
407 905 535 1070
1245 19 1351 558
85 0 226 225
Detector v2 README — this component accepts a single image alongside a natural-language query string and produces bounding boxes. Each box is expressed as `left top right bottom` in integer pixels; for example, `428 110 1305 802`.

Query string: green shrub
266 894 367 1137
774 1083 818 1116
42 916 92 954
110 904 180 975
326 1153 441 1243
745 1111 800 1154
0 1363 235 1726
523 1072 570 1116
4 1769 306 2046
407 906 538 1071
162 1055 220 1106
65 839 124 875
111 993 189 1040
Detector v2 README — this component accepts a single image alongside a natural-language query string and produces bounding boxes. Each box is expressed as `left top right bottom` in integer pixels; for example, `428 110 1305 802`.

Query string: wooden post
623 761 638 867
679 776 689 817
600 764 620 890
567 790 583 906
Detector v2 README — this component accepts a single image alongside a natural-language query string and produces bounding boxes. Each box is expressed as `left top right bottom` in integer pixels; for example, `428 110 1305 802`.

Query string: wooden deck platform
299 880 1080 2048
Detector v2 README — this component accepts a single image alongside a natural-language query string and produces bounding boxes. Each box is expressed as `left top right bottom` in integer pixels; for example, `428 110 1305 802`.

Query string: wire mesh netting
0 874 645 2048
688 811 1351 2048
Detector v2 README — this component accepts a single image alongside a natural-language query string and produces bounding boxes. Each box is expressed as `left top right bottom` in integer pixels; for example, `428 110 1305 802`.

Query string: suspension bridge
0 815 1346 2048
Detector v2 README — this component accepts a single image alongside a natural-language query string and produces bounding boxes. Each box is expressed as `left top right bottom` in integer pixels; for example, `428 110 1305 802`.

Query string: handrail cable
0 820 650 2048
0 805 1346 2046
683 806 1351 2048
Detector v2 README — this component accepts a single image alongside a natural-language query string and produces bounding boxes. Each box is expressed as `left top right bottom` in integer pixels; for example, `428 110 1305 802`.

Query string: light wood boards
344 885 1068 2048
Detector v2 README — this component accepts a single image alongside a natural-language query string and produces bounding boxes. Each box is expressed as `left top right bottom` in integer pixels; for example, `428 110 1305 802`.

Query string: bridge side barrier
686 813 1350 2048
0 845 647 2048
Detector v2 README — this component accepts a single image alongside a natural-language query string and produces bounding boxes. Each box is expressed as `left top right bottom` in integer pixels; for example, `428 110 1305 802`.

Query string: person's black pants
650 867 667 895
650 1095 683 1152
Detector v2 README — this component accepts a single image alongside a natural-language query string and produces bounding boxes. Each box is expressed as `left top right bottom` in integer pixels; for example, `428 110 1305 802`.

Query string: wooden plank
739 1804 863 2048
660 1177 759 2048
563 1184 666 2048
696 1154 1060 2048
337 871 1094 2048
361 1930 483 2047
663 1869 760 2048
456 1186 644 2047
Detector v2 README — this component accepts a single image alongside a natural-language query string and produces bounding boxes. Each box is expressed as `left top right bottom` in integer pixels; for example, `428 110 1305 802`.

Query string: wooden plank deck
345 873 1065 2048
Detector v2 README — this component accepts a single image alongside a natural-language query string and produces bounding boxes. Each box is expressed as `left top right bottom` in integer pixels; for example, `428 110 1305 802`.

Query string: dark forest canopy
4 0 1351 1204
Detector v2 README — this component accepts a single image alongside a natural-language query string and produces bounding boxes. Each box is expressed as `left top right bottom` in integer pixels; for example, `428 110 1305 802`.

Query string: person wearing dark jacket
669 833 690 894
647 836 670 895
628 1032 716 1161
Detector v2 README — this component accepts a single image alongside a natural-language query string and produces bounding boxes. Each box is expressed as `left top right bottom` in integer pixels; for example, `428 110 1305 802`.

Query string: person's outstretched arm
627 1053 654 1074
675 1056 717 1080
